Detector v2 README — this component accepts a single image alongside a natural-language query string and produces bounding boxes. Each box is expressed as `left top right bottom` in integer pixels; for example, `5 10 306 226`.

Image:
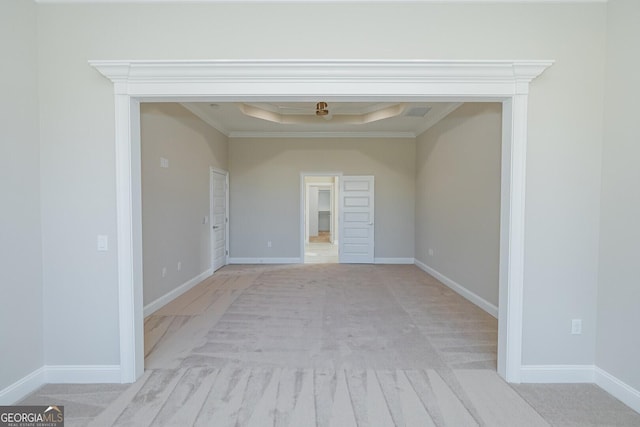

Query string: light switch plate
97 235 108 251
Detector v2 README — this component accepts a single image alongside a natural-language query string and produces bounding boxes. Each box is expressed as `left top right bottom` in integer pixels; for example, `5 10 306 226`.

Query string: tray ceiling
180 101 463 138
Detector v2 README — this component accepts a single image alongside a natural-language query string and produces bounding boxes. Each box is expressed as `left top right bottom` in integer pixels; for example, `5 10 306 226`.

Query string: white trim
520 364 640 413
36 1 609 4
0 367 45 405
230 131 417 139
520 364 596 383
44 365 122 384
90 59 552 384
182 103 231 136
0 364 123 404
143 268 213 317
415 259 499 318
595 367 640 414
414 102 463 137
375 257 415 264
228 257 302 264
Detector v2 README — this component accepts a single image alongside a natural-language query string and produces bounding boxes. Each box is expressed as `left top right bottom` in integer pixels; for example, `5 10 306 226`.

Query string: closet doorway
303 174 340 263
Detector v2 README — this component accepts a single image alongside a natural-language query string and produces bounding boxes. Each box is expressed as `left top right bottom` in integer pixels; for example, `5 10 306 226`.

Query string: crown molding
229 131 417 139
36 0 608 4
180 103 230 136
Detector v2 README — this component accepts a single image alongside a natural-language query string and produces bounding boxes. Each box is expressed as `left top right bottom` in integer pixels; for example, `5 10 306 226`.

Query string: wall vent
405 106 432 117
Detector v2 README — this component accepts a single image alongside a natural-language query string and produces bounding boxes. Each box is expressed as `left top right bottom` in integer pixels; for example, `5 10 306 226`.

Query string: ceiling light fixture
315 102 329 116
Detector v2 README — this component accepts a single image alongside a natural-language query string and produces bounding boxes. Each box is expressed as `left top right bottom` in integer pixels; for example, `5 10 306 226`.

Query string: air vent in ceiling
405 106 432 118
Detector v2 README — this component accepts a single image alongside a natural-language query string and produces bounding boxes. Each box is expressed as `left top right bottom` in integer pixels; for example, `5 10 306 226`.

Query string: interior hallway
304 243 339 264
19 265 640 426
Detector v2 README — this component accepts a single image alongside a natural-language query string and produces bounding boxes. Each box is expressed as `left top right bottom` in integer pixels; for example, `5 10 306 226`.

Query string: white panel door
211 170 228 272
339 176 374 263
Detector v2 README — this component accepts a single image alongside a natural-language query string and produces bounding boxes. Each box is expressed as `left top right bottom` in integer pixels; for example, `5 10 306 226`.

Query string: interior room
3 0 640 425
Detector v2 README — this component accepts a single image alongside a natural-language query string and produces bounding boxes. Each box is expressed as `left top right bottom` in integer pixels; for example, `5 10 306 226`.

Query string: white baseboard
143 268 213 317
228 257 302 264
519 364 640 413
520 364 596 383
0 364 122 404
414 259 498 318
595 367 640 414
0 367 45 405
374 257 415 264
44 365 121 384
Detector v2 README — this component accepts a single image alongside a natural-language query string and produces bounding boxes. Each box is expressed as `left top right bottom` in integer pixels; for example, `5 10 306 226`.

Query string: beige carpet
19 265 640 426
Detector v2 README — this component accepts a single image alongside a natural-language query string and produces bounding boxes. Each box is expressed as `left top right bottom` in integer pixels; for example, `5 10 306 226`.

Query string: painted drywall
229 138 415 259
34 2 604 368
415 103 501 307
141 103 228 307
596 0 640 391
0 0 44 395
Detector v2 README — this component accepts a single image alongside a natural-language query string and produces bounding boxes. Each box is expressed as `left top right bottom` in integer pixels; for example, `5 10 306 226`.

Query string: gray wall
596 0 640 391
415 103 501 307
0 0 43 393
141 103 228 308
229 138 416 259
33 2 604 368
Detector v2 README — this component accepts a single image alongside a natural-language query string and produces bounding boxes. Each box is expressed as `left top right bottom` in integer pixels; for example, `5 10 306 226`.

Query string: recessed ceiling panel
181 101 462 138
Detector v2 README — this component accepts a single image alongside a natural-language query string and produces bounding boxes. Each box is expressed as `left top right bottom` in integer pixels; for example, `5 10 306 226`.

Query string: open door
339 176 374 263
211 168 228 272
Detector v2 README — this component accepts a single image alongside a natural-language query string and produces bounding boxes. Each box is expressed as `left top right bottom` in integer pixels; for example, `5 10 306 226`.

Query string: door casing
90 59 553 385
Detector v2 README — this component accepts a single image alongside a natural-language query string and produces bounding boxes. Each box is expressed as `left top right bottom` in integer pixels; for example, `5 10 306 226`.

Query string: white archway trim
90 59 552 384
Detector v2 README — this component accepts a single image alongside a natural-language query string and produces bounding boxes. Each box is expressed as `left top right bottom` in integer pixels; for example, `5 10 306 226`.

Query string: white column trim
90 59 552 383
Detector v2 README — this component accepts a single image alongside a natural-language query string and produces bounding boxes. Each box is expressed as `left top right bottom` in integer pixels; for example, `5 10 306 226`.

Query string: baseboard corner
595 366 640 414
0 367 46 405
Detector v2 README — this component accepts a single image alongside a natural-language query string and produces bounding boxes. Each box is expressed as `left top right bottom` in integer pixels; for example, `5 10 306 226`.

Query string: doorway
92 59 552 384
303 174 340 264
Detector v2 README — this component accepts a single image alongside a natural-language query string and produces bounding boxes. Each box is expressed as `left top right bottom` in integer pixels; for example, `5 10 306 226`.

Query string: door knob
213 225 219 229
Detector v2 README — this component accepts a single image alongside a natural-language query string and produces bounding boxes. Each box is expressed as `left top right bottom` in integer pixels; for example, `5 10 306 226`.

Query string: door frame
91 59 553 384
301 172 342 261
210 167 229 272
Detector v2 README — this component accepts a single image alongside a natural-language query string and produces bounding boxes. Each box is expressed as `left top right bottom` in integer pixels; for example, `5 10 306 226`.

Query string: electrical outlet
267 241 272 248
571 319 582 335
177 261 181 271
428 248 434 256
162 267 167 278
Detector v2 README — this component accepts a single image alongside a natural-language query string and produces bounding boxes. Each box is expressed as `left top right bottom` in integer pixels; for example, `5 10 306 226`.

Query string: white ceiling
181 101 462 138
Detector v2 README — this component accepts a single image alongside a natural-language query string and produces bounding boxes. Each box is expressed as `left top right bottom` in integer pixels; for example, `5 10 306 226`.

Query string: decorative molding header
94 56 552 384
90 59 553 98
38 0 608 4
